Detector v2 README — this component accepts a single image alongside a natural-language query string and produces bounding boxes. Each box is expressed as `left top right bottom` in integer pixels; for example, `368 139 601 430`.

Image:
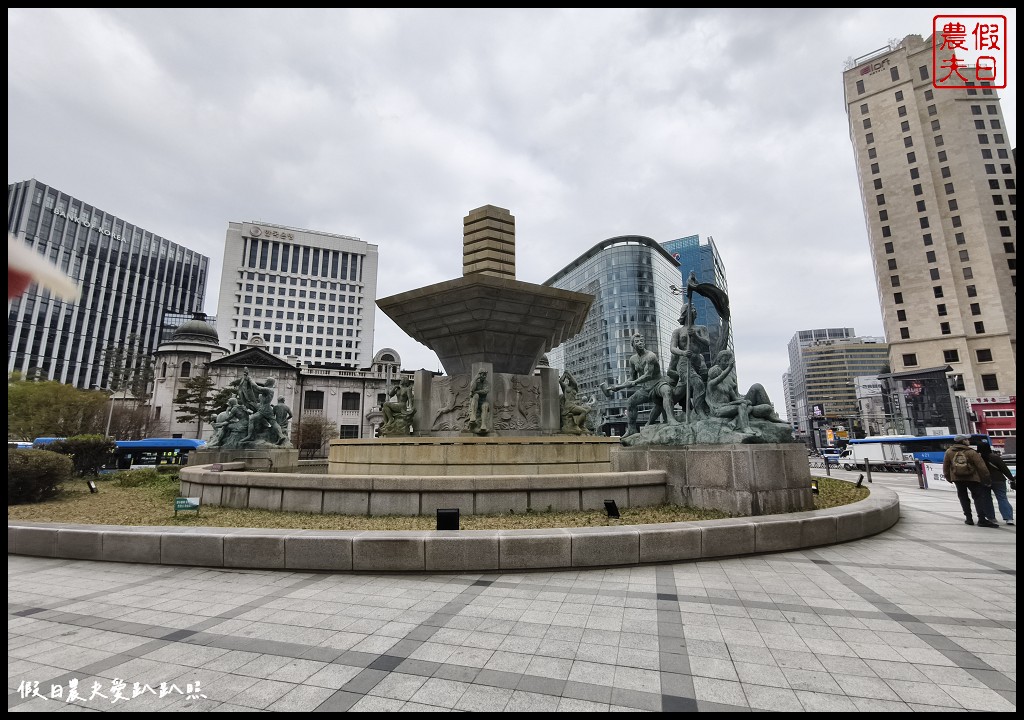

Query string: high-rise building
7 179 209 389
784 328 892 439
544 236 680 435
660 234 733 361
842 33 1016 407
215 221 379 368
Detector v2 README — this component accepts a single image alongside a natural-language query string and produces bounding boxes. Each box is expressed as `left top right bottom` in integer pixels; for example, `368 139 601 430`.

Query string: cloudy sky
8 8 1016 416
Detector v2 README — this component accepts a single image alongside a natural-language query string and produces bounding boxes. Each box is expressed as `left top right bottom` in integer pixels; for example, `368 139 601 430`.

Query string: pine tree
173 373 217 439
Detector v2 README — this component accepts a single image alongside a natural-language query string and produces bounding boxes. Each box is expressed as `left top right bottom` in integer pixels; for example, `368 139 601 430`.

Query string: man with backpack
943 435 997 528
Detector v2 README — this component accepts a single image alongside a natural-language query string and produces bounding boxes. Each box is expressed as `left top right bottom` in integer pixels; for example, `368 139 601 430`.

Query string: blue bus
851 434 992 465
32 437 206 469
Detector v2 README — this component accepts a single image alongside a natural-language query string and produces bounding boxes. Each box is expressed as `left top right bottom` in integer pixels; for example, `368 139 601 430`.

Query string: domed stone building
150 312 413 451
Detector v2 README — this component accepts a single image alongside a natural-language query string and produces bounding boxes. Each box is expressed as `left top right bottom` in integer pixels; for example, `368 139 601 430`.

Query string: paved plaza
8 472 1016 712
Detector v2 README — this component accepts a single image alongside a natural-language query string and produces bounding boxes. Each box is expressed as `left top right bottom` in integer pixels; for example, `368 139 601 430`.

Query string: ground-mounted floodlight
436 508 460 531
87 479 98 494
604 500 620 519
810 479 819 495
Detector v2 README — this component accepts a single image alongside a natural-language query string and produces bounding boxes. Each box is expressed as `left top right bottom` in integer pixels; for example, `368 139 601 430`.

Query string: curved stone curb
7 486 899 572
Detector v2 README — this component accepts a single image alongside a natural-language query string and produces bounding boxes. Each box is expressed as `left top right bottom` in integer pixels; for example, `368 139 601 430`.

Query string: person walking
977 442 1015 526
943 435 997 528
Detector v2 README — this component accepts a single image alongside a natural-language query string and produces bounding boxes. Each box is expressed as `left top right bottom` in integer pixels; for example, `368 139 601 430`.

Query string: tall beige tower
842 33 1016 402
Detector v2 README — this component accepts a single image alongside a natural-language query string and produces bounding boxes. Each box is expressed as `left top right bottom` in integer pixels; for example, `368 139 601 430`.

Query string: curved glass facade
544 236 680 433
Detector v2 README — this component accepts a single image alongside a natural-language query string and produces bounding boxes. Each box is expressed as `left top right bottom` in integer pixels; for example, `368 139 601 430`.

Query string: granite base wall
611 443 814 515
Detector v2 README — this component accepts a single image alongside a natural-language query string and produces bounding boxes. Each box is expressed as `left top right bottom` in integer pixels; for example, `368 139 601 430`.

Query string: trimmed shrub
8 449 73 504
47 434 116 476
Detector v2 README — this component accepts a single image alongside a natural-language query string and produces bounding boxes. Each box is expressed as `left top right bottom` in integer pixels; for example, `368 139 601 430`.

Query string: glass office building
544 236 680 435
7 179 209 389
660 234 733 363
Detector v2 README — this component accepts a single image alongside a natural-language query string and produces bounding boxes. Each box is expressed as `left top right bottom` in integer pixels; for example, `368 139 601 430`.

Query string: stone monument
377 205 597 436
191 366 300 472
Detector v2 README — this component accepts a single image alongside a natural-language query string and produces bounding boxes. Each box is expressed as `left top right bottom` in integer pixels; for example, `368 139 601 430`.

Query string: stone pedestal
190 448 300 473
611 443 813 516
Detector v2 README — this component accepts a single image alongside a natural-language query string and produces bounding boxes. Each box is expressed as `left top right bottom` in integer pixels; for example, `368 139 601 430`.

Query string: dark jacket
942 442 990 484
980 448 1014 483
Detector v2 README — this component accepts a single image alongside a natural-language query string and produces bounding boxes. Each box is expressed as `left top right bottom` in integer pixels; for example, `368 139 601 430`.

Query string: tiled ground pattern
8 474 1015 712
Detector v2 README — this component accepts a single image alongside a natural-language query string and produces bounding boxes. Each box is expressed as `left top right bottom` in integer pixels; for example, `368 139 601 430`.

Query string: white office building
216 221 379 368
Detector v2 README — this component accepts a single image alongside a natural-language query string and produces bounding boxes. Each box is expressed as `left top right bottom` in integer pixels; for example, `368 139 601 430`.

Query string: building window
894 292 903 304
868 147 877 159
856 79 865 94
948 200 958 211
873 179 883 190
904 136 913 148
934 286 944 298
976 349 993 362
943 349 960 363
966 285 977 297
960 250 970 262
860 103 868 114
963 267 973 280
906 152 916 163
863 118 871 129
900 327 910 339
161 362 167 378
887 259 898 270
902 353 917 367
939 322 951 335
934 135 944 147
1000 226 1012 237
897 104 907 117
890 67 899 81
896 309 907 321
865 132 874 144
901 121 910 133
180 361 191 378
876 194 885 206
937 304 947 316
304 390 325 410
879 210 888 221
929 268 940 281
341 392 360 410
884 242 894 254
917 201 927 212
925 251 936 263
338 425 360 439
954 232 965 245
923 233 933 246
881 226 891 237
974 321 985 334
920 66 930 81
927 104 937 116
910 167 920 179
913 184 923 196
931 120 940 131
890 275 900 287
870 162 879 174
981 374 999 391
978 134 989 144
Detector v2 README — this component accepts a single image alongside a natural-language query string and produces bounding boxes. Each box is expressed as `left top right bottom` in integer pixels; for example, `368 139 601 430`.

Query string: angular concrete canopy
377 273 593 376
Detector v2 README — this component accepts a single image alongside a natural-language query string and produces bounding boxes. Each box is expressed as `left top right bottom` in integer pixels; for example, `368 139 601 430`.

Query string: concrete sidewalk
8 474 1016 712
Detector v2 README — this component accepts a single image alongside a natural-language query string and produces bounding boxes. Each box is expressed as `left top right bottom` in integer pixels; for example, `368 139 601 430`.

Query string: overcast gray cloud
8 8 1017 415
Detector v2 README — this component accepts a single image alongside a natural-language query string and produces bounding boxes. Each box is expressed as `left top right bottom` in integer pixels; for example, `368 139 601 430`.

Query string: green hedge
8 449 73 504
47 434 115 476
